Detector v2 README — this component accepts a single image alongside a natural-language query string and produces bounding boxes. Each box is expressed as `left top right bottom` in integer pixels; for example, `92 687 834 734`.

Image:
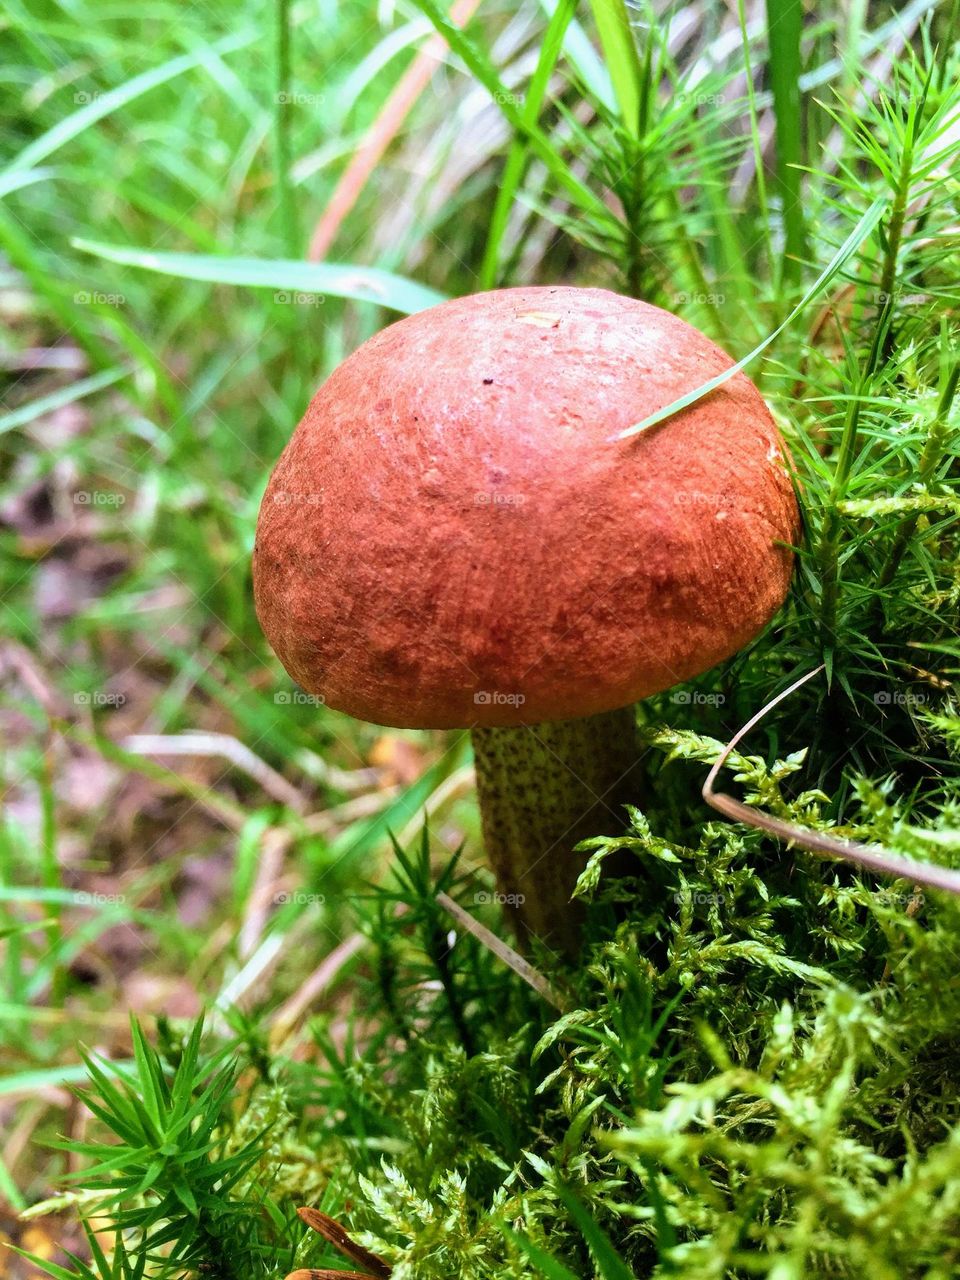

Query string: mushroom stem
471 706 640 955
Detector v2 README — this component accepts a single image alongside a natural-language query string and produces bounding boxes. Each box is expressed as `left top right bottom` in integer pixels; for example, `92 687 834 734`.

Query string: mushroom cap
254 286 798 729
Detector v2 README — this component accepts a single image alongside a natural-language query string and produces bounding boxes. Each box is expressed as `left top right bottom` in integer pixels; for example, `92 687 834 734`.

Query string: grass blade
71 240 448 314
765 0 806 284
612 195 887 441
4 33 255 175
409 0 616 227
480 0 576 286
588 0 642 134
0 1063 132 1098
501 1228 581 1280
274 0 299 256
555 1184 635 1280
0 366 130 438
538 0 615 110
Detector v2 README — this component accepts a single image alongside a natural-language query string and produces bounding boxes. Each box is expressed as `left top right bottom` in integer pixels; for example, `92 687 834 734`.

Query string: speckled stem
471 706 640 956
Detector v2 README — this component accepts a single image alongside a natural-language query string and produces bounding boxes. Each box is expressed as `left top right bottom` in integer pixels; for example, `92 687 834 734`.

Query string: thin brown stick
122 731 308 813
270 930 367 1044
436 891 571 1010
297 1207 391 1279
286 1271 379 1280
703 666 960 895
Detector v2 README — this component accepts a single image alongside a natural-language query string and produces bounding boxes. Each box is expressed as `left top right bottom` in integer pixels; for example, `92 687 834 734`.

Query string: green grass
1 0 960 1277
765 0 806 287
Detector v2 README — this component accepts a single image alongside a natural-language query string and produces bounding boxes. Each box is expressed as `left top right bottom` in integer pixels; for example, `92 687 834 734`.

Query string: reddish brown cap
254 286 798 729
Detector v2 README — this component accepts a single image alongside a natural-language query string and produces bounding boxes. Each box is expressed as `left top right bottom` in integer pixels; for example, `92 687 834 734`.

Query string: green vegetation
1 0 959 1277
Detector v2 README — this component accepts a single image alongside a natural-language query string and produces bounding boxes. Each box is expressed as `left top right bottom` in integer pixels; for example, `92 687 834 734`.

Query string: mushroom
253 286 798 954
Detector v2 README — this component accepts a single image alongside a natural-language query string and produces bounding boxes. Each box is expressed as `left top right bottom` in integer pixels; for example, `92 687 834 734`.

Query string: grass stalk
737 0 772 255
479 0 576 288
275 0 299 257
588 0 643 136
877 351 960 591
817 100 920 643
764 0 806 288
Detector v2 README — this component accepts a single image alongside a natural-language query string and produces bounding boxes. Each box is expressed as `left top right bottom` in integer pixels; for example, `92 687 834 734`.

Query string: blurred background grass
0 0 501 1237
1 0 958 1273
